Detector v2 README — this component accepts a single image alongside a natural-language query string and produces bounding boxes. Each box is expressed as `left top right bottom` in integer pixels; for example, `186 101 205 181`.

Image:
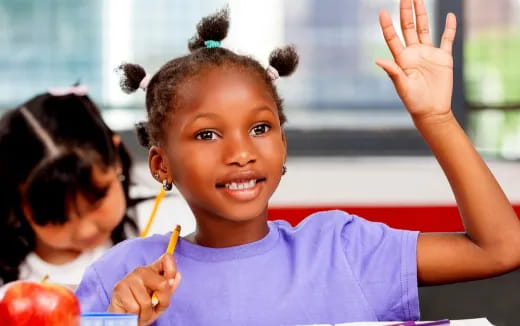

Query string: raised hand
376 0 456 121
108 254 181 326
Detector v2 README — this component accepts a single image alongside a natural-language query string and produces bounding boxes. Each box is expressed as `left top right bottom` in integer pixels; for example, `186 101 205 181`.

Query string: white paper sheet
298 318 493 326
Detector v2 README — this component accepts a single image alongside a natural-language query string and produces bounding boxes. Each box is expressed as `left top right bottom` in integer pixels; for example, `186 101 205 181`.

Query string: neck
34 239 82 265
186 209 270 248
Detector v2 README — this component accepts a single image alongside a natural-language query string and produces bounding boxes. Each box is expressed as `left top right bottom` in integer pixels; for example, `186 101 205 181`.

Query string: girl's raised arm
377 0 520 284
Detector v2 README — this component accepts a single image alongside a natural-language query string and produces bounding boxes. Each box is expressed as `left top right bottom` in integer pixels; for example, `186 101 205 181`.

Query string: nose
224 131 257 167
75 217 102 243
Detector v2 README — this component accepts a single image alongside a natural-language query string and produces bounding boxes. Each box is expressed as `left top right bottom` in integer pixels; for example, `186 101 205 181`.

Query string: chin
220 205 268 223
77 235 109 251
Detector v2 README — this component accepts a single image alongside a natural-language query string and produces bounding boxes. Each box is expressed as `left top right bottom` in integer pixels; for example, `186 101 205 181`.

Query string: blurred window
465 0 520 159
0 0 463 156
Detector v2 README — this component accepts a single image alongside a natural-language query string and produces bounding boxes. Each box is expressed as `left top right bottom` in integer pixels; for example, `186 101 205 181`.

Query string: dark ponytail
135 121 151 149
269 45 299 78
188 7 230 52
117 63 147 94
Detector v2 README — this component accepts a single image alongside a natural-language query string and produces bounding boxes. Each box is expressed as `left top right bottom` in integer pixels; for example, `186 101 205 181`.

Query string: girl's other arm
376 0 520 285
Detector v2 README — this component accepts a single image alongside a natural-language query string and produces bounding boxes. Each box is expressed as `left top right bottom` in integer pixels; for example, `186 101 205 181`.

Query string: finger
148 254 165 274
151 272 182 314
400 0 419 46
128 281 155 323
149 253 175 276
154 272 181 313
162 254 177 280
375 58 407 87
413 0 433 45
379 10 404 59
172 271 182 292
440 13 457 54
109 283 141 315
133 265 171 311
133 266 171 292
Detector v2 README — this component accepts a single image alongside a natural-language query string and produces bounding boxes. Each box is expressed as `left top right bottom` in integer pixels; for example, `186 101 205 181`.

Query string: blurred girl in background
0 88 140 287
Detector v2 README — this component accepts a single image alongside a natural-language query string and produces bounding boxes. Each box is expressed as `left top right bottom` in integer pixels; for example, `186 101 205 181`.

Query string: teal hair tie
204 40 221 48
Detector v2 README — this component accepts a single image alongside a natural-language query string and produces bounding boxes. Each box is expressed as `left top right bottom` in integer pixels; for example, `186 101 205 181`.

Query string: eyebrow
250 106 275 115
189 112 220 124
188 106 276 124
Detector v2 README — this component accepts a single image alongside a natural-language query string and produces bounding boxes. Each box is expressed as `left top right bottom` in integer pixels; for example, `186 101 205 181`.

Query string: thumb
162 254 177 280
375 58 406 87
149 253 177 279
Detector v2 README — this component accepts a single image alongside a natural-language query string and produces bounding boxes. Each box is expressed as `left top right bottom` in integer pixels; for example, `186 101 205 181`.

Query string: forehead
173 65 277 118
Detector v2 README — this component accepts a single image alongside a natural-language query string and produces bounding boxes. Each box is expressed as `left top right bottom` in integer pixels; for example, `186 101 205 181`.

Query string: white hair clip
139 76 151 90
266 65 279 81
48 85 89 96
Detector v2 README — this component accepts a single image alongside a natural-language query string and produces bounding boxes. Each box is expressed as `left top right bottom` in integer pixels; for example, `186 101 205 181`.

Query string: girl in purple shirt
76 1 520 325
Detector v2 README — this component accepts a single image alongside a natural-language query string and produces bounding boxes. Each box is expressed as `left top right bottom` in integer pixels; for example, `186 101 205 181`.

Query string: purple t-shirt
76 210 419 325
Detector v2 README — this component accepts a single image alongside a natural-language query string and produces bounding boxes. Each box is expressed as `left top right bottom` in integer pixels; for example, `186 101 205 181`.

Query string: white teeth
225 179 256 190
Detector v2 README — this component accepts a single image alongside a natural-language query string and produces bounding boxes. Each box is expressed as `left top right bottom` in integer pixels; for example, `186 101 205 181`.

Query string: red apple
0 280 80 326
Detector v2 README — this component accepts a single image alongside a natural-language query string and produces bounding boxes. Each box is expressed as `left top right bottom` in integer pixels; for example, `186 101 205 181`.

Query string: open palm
376 0 457 119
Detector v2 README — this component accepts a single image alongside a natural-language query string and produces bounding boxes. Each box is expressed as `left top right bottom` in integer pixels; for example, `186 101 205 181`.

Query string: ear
281 130 288 164
111 135 124 173
148 146 172 184
20 194 38 228
21 201 34 224
112 135 121 148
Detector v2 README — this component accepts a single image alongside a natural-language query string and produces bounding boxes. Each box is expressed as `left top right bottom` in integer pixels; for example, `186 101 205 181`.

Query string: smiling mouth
216 178 266 190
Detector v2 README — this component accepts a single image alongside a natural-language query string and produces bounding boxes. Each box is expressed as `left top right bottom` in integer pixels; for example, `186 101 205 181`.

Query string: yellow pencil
166 225 181 255
151 224 181 307
140 188 166 238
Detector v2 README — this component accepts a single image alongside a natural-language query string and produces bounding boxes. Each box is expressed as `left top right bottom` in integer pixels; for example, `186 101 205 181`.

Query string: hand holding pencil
151 225 181 307
108 225 182 326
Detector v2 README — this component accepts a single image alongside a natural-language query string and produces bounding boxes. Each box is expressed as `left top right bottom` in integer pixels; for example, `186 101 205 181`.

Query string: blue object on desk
81 312 138 326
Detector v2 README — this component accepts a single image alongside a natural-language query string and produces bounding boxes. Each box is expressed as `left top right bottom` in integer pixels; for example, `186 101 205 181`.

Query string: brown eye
249 124 270 136
195 130 218 140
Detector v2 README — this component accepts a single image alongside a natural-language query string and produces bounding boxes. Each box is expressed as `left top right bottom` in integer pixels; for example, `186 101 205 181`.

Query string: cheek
97 182 127 227
169 149 221 203
256 135 285 163
32 224 73 248
172 145 218 178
